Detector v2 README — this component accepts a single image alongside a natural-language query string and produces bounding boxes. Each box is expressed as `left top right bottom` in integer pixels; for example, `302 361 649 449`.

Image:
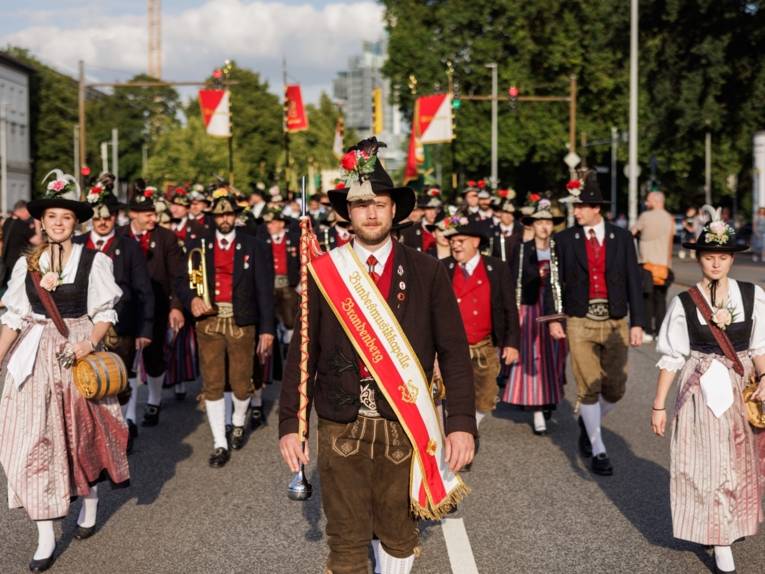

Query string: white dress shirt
353 238 393 276
461 252 482 276
215 229 236 250
89 229 115 249
583 217 606 244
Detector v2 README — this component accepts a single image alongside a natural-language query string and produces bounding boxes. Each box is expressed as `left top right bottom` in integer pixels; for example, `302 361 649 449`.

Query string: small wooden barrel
73 352 128 400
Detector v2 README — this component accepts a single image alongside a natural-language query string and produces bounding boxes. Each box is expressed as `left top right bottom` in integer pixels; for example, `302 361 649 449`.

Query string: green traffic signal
451 98 462 110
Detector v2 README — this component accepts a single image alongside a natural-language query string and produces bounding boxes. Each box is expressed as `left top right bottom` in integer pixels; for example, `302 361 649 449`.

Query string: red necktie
96 239 105 251
367 255 380 283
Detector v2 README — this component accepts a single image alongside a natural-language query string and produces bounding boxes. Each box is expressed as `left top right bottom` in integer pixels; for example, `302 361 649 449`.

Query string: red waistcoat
421 228 435 253
452 257 492 345
586 235 608 299
272 237 288 276
213 244 235 303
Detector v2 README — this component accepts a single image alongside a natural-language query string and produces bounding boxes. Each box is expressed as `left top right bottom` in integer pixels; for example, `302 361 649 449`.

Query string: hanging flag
417 93 453 144
332 116 345 159
403 100 425 183
285 84 309 133
198 89 231 138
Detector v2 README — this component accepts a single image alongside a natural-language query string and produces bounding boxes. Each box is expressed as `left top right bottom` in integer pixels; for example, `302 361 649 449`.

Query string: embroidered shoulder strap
687 286 743 376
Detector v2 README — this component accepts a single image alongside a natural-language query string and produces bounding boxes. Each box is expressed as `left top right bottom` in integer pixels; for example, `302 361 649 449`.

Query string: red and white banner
332 116 345 159
403 99 424 184
417 93 453 144
309 244 468 519
285 84 309 133
198 89 231 138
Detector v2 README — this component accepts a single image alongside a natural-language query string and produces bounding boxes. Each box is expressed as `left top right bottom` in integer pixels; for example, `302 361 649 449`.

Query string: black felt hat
28 170 93 222
328 138 415 224
442 219 489 248
682 206 748 252
565 170 609 205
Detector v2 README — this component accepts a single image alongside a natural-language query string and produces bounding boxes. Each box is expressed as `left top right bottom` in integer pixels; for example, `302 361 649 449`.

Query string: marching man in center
279 138 476 574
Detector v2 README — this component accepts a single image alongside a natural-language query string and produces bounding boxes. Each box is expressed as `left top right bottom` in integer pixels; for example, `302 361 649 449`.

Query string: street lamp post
627 0 639 227
486 63 498 189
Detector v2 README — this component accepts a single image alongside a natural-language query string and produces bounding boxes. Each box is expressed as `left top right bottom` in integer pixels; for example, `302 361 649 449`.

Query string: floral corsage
39 271 63 292
711 302 736 330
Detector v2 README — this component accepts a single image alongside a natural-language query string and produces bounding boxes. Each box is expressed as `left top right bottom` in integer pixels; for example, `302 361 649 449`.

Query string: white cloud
1 0 385 102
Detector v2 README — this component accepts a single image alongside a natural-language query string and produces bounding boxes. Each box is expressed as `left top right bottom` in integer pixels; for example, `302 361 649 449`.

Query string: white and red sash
309 243 468 519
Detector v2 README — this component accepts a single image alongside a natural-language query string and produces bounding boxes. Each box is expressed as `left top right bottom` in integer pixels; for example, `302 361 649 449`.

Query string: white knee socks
599 396 617 418
251 387 263 408
232 395 250 427
224 392 233 427
147 375 164 406
580 402 606 456
175 381 186 394
77 485 98 528
533 410 546 432
122 378 138 422
206 399 227 450
714 545 735 572
34 520 55 560
378 543 414 574
475 411 487 429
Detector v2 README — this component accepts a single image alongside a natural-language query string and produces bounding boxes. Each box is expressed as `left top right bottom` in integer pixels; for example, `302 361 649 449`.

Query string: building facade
333 40 405 172
0 52 33 212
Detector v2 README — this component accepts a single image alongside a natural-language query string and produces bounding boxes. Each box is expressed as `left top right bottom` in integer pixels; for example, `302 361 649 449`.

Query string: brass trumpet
188 238 216 316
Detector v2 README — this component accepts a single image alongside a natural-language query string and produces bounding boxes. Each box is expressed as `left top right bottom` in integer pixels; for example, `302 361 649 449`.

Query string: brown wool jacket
279 240 477 438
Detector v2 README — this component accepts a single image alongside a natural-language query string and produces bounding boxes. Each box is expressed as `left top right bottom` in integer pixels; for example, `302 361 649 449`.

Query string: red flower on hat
566 179 581 191
498 189 508 198
335 181 346 190
144 187 155 199
428 188 441 197
91 184 103 195
175 186 187 196
529 193 541 202
341 151 358 172
467 180 476 187
477 179 486 189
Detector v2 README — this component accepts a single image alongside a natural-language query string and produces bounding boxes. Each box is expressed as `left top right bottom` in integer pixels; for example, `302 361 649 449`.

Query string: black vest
26 248 97 318
678 281 754 354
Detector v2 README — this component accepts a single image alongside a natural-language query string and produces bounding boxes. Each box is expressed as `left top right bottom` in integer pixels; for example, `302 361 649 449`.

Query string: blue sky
0 0 385 103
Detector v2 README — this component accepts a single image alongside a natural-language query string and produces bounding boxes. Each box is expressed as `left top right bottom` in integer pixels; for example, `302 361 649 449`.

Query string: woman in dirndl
503 198 567 435
651 206 765 574
0 170 128 572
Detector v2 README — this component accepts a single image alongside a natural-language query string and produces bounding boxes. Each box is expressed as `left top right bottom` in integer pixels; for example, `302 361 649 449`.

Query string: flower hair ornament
700 205 734 246
340 138 386 203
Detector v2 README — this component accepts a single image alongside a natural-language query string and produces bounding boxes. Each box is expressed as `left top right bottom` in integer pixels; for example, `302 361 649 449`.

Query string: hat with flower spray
28 169 93 222
682 205 748 253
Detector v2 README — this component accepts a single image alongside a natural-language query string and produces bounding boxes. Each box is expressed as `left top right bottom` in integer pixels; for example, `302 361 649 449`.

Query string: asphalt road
1 261 764 573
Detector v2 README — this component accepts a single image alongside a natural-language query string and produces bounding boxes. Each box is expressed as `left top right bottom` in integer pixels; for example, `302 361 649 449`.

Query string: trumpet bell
287 465 313 501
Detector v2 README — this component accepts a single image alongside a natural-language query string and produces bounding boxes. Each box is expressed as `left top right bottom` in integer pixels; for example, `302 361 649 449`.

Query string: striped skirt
502 297 566 408
670 352 764 545
0 317 129 520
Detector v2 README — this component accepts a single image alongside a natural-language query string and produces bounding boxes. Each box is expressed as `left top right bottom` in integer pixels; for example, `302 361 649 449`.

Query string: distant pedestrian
1 200 41 288
632 191 675 339
752 207 765 262
679 207 701 260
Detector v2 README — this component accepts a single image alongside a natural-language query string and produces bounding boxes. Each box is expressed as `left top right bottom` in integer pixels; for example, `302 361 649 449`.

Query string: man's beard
354 221 392 246
216 222 234 234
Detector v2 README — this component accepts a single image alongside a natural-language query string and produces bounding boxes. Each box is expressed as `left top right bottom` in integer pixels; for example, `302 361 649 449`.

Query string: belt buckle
217 303 234 319
586 299 609 321
274 275 289 289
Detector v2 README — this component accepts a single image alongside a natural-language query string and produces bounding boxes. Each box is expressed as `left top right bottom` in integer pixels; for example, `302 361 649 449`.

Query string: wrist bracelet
652 407 665 411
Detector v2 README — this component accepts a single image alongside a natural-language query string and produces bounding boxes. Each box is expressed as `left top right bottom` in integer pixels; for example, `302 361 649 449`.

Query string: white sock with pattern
372 539 382 574
77 485 98 528
579 402 606 456
147 375 163 406
206 399 227 450
475 411 486 429
251 388 263 407
34 520 55 560
232 395 250 427
533 410 546 432
175 381 186 394
714 545 735 572
378 544 414 574
122 378 138 422
599 396 617 418
224 392 233 427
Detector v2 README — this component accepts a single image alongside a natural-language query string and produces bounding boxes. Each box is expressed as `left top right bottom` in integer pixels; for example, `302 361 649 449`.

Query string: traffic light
372 87 383 135
508 85 519 110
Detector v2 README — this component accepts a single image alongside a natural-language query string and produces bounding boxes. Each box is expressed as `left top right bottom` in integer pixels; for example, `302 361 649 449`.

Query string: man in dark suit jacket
442 220 520 455
279 138 475 574
74 188 155 450
181 190 275 467
486 199 523 263
119 183 189 428
545 171 644 477
400 194 441 252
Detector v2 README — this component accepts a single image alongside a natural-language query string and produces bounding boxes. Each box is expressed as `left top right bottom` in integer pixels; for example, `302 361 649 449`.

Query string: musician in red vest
168 186 207 248
182 189 275 467
280 138 475 574
401 190 442 252
188 185 213 230
546 170 645 476
74 176 155 453
442 219 520 464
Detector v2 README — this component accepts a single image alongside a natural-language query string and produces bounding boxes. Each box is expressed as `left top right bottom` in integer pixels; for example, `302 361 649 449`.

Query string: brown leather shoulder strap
29 270 69 338
687 286 743 376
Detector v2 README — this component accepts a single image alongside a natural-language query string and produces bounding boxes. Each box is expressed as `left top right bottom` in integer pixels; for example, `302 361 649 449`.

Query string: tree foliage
382 0 765 212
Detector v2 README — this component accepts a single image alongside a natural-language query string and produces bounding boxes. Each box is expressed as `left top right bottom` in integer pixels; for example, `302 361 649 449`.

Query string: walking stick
288 176 323 501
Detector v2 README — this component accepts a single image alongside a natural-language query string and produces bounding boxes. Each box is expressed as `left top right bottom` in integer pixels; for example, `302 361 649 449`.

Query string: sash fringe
410 481 471 520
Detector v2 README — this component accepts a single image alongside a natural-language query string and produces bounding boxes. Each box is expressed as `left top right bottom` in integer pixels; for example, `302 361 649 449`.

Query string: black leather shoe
74 525 96 540
578 416 593 458
126 420 138 454
533 427 548 436
715 568 736 574
591 453 614 476
142 404 161 427
208 447 230 468
225 424 233 447
174 391 186 401
230 426 247 450
29 546 56 572
250 405 266 430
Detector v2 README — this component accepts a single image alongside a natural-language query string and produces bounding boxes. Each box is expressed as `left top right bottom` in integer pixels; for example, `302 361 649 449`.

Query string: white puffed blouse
656 279 765 372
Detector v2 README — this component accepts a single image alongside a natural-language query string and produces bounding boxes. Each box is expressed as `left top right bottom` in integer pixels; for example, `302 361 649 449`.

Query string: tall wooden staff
288 176 323 501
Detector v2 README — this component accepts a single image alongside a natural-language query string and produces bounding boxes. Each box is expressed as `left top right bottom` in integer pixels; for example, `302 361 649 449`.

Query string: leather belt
586 299 610 321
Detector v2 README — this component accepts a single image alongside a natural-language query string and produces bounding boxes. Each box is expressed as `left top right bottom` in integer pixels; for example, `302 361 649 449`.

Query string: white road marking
441 517 479 574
